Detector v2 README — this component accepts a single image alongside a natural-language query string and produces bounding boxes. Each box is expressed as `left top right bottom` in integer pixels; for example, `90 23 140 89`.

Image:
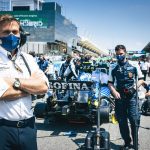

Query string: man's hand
0 78 29 101
145 91 150 97
4 78 15 86
108 82 121 100
112 91 121 99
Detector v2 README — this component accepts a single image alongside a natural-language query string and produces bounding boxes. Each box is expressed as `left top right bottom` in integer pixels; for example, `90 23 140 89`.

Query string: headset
19 26 28 47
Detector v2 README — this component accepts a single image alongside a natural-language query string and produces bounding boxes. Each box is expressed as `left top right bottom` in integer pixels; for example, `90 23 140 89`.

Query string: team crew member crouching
0 14 49 150
108 45 144 150
142 81 150 97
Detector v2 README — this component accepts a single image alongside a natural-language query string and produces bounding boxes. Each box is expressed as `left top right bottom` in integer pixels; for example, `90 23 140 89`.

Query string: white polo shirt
0 47 48 121
140 61 149 71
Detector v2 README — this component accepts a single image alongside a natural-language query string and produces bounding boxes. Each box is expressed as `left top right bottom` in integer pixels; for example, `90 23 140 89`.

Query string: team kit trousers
115 93 140 145
0 117 37 150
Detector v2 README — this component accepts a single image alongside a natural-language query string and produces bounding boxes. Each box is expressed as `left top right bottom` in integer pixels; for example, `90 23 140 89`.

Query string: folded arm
19 71 48 95
0 71 48 101
0 78 28 100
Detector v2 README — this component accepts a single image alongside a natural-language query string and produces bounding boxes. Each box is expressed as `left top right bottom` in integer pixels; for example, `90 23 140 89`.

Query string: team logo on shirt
128 72 133 78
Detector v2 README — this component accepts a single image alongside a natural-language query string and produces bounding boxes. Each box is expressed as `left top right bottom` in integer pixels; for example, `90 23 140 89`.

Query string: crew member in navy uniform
0 14 48 150
58 55 72 80
108 45 144 150
142 81 150 97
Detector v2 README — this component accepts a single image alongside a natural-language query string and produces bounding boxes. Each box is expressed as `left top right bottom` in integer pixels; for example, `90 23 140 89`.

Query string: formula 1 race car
34 67 114 125
34 79 114 124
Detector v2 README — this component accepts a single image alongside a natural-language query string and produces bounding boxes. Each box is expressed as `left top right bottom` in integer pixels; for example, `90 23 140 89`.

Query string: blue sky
48 0 150 51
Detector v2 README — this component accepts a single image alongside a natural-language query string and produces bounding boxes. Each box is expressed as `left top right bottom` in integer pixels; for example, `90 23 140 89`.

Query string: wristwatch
13 78 21 89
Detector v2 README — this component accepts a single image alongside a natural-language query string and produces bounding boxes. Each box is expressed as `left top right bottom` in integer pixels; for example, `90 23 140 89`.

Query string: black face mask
76 64 80 69
66 59 71 63
116 55 125 61
39 58 44 62
116 55 126 64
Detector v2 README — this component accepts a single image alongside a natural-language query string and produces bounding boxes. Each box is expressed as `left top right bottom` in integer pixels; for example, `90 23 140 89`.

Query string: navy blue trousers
0 125 37 150
115 94 140 145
